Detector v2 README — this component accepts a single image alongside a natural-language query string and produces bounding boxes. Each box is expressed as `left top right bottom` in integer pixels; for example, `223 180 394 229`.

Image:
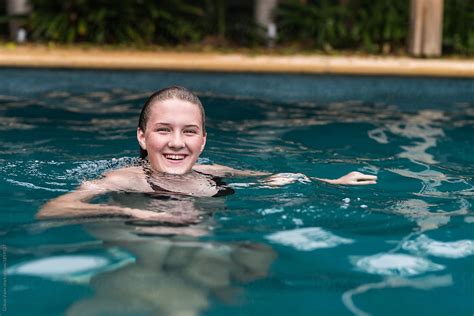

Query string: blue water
0 69 473 316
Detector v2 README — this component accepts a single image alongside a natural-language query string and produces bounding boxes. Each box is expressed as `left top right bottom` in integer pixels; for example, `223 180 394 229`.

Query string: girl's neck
141 158 199 180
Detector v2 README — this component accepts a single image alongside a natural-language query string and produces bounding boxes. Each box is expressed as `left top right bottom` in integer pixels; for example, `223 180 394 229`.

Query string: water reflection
28 190 274 316
342 274 453 316
63 221 275 316
369 110 446 164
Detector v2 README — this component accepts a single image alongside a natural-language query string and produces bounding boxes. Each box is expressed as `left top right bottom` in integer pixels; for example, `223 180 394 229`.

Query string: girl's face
137 98 206 174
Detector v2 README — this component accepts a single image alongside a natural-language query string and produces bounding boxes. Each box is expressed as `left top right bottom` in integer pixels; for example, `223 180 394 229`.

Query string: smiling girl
38 86 377 222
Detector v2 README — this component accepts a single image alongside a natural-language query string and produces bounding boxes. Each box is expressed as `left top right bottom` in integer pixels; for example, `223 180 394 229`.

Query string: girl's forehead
148 99 202 122
151 99 200 113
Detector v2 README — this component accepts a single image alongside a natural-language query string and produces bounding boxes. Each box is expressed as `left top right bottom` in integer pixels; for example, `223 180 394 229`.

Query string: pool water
0 69 473 316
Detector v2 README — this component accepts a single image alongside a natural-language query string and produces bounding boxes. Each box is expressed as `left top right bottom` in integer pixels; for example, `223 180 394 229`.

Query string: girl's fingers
356 175 377 181
351 180 377 185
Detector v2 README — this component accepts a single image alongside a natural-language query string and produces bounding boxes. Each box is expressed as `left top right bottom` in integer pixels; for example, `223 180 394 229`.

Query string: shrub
276 0 409 53
27 0 205 44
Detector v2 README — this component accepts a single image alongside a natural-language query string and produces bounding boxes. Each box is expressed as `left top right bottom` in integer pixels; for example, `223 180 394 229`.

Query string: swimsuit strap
142 162 234 197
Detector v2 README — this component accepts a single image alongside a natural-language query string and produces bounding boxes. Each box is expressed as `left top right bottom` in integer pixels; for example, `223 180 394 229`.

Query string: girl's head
137 86 207 174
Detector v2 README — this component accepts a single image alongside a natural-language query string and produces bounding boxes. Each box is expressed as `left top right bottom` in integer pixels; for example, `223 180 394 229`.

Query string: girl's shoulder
100 166 150 192
103 166 143 178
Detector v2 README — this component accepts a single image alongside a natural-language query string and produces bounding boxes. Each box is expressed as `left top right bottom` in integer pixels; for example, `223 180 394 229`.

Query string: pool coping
0 47 473 78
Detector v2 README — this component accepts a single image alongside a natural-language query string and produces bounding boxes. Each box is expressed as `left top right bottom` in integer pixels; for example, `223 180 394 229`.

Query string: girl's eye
156 128 171 133
184 130 198 134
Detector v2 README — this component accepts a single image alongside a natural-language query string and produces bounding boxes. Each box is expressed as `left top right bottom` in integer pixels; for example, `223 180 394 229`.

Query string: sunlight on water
266 227 354 251
402 234 474 258
354 253 444 277
7 247 134 283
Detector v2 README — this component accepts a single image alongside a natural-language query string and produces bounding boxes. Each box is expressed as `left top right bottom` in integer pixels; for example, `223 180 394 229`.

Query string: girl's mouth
163 154 187 161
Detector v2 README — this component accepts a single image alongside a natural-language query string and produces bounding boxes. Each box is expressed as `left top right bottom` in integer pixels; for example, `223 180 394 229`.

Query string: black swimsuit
201 172 235 197
143 164 235 197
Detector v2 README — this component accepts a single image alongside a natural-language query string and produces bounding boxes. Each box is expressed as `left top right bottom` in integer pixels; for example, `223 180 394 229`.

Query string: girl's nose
168 132 185 149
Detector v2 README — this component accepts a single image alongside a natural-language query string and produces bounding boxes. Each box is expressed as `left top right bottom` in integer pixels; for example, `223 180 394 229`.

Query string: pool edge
0 47 473 78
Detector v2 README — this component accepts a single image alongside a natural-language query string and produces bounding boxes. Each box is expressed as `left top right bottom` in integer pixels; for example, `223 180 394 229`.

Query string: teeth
164 154 186 160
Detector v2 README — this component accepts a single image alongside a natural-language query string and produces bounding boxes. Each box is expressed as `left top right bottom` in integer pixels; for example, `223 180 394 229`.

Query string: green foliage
25 0 263 46
443 0 474 55
350 0 409 53
277 0 472 55
0 0 469 55
219 1 265 46
27 0 206 44
276 0 409 53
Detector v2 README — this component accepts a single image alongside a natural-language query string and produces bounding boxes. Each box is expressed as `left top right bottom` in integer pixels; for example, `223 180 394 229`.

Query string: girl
38 86 376 222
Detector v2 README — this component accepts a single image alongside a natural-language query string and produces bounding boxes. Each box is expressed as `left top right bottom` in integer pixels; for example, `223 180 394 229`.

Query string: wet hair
138 86 206 159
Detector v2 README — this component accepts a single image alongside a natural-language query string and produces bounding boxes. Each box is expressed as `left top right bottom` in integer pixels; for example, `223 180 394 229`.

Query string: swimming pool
0 68 473 316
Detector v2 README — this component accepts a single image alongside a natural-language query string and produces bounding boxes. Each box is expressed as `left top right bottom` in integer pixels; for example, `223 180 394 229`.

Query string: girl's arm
196 164 377 186
314 171 377 185
37 170 198 223
264 171 377 186
193 164 270 177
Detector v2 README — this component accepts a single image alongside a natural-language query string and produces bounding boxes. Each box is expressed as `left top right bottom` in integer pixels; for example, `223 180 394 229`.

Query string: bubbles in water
1 160 68 191
340 197 351 209
258 207 284 215
66 157 141 181
1 157 140 192
292 218 304 226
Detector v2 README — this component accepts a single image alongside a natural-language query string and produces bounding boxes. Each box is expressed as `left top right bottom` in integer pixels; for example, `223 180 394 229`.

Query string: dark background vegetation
0 0 8 36
0 0 472 55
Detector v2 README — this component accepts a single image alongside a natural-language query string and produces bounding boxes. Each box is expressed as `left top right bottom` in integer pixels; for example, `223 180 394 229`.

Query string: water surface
0 69 473 316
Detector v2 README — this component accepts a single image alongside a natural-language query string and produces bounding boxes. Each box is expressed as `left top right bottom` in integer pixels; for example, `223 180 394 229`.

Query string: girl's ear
137 127 146 150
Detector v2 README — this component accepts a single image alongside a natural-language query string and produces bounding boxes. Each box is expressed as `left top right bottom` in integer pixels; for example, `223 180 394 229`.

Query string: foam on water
266 227 353 251
1 160 69 191
66 157 141 181
354 253 444 277
402 234 474 258
1 158 141 192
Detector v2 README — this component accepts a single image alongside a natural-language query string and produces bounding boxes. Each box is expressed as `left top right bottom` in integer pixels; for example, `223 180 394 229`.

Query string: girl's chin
149 157 196 174
159 164 193 175
163 168 189 175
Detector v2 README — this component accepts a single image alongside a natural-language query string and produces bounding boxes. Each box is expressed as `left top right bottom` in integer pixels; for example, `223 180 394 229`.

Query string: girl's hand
264 173 311 186
316 171 377 185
